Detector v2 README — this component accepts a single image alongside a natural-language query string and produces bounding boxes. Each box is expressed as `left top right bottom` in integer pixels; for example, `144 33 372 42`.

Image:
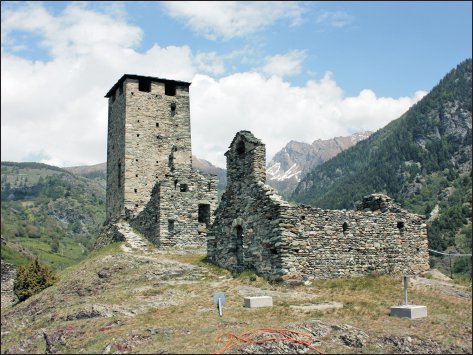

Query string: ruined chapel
206 131 429 282
103 74 429 281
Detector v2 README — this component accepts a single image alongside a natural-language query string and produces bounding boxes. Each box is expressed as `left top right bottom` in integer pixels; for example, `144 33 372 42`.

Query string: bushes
13 258 57 301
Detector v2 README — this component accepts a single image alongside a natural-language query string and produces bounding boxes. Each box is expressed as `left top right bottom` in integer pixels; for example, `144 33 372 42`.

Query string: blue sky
1 1 471 167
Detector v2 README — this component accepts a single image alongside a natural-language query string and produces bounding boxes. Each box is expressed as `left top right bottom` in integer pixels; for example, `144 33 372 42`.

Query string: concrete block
244 296 273 308
390 305 427 319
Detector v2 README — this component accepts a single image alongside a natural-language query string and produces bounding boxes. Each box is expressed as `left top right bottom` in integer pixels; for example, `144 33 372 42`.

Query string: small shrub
51 238 60 253
13 257 58 301
237 269 258 282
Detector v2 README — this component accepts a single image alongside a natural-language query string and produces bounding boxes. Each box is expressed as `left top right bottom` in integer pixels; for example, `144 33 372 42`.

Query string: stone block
390 305 427 319
244 296 273 308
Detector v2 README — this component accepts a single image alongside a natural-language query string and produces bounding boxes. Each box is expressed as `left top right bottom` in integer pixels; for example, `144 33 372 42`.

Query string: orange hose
212 327 325 354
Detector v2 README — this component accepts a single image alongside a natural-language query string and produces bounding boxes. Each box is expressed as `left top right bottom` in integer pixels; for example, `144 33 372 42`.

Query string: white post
218 297 223 316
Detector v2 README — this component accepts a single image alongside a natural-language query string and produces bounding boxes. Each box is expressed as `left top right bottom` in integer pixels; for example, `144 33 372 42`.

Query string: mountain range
266 132 372 198
62 135 376 201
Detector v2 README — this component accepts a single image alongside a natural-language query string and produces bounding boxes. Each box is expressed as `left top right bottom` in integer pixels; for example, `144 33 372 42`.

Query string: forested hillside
1 162 106 269
0 156 225 270
292 59 472 274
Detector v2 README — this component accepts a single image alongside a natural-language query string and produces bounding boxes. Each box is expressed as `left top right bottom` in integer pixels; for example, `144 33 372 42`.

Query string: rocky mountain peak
266 131 373 198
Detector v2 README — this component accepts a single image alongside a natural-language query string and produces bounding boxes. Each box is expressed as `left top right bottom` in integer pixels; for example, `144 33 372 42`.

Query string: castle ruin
103 74 429 281
105 74 218 247
207 131 430 282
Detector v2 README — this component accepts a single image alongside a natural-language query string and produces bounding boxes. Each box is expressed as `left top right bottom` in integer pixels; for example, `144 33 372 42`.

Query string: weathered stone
207 131 429 281
103 75 218 248
101 76 429 280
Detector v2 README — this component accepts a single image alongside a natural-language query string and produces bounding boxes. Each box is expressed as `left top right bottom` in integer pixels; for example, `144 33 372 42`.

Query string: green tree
13 258 58 301
51 238 60 253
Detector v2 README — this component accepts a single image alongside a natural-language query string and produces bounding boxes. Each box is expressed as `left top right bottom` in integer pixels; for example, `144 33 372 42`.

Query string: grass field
1 242 471 354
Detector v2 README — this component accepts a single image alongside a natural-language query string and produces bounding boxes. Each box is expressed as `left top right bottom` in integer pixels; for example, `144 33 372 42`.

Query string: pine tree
13 257 58 301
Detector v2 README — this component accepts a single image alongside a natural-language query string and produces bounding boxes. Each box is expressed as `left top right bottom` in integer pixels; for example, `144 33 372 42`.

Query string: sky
1 1 472 168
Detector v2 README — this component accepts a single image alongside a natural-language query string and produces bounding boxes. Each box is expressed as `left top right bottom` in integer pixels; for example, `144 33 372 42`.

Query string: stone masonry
207 131 429 282
104 74 218 247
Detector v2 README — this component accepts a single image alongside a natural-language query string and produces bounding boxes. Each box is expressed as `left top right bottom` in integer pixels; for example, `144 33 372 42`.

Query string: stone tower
105 74 217 247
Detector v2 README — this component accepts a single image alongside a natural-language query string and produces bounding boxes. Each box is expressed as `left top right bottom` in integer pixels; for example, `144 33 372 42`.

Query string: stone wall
94 222 127 250
225 131 267 185
207 131 289 279
104 74 218 248
106 81 125 221
207 131 429 281
207 179 288 278
277 204 428 281
130 169 218 247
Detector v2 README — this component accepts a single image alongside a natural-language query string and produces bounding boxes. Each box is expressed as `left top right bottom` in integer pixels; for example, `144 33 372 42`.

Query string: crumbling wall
104 75 218 249
94 221 127 250
208 131 287 278
276 203 429 282
208 180 287 278
207 131 430 281
1 260 18 307
130 170 218 248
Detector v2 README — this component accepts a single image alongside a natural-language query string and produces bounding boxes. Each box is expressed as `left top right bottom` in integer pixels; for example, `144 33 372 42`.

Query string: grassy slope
1 162 105 270
1 243 471 354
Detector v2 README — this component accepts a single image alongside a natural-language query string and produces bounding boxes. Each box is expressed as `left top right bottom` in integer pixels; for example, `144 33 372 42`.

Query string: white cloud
1 3 427 171
163 1 305 40
1 3 197 167
316 10 354 28
190 72 427 168
194 52 226 75
262 50 306 78
1 3 143 58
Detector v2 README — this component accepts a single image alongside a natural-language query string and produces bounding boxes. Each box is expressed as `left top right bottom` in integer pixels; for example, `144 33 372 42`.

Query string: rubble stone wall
130 170 218 247
105 75 218 248
207 179 287 279
207 131 429 281
106 83 126 221
277 204 429 281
